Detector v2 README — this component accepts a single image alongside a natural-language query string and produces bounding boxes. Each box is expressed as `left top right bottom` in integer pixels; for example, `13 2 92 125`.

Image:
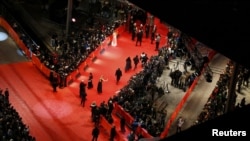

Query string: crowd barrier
0 17 52 78
113 50 216 139
0 17 31 58
99 115 126 141
160 50 217 138
113 102 153 138
1 16 126 85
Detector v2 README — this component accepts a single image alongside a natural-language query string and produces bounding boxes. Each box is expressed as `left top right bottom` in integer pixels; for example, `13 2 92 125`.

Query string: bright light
72 18 76 22
0 31 8 41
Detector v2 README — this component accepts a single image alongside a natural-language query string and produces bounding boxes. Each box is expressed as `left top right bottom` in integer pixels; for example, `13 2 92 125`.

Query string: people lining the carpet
194 60 250 126
0 88 36 141
81 16 206 137
90 99 115 126
6 0 148 88
2 0 232 139
98 28 211 137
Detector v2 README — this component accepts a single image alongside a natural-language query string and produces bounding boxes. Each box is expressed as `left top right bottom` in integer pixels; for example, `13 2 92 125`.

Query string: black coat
92 127 99 137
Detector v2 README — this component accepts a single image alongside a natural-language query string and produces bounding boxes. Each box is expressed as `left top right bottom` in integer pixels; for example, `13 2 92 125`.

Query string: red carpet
0 18 168 141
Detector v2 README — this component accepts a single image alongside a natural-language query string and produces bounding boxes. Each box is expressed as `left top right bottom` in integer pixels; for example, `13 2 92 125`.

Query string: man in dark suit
115 68 122 84
51 73 58 92
136 29 143 46
120 116 126 133
133 55 139 70
79 80 86 97
79 80 87 106
110 125 116 141
92 125 99 141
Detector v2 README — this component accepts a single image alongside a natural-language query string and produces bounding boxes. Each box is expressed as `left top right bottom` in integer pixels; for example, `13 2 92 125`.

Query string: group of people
0 88 35 141
90 99 117 141
130 18 162 51
195 60 250 125
78 72 109 106
111 54 168 137
87 25 191 138
124 52 149 73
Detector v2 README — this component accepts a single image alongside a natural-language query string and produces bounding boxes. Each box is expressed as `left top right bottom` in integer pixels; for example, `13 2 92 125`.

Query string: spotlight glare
0 32 8 41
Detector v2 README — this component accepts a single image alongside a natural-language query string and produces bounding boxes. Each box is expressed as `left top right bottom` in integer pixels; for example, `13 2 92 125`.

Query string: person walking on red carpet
155 33 161 51
125 57 132 72
51 72 59 92
109 125 116 141
133 55 139 70
136 29 143 46
151 24 157 44
97 75 108 94
87 72 94 89
115 68 122 84
79 80 87 106
92 125 99 141
79 80 86 97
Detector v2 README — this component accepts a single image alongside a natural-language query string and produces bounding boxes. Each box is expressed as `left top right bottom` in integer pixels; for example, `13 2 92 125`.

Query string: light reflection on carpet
33 100 73 119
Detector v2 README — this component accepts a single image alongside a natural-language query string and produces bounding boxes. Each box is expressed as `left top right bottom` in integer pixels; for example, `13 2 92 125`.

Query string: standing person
110 125 116 141
133 55 139 70
135 29 143 46
49 71 54 83
145 23 150 38
176 117 185 133
155 33 161 51
88 72 94 89
127 131 135 141
125 57 132 72
140 52 148 67
4 88 9 101
92 125 100 141
79 80 87 106
90 101 97 121
120 116 126 133
115 68 122 84
151 24 157 44
79 80 86 97
80 92 87 107
80 80 87 107
107 100 114 115
97 75 108 94
51 73 58 92
131 23 137 41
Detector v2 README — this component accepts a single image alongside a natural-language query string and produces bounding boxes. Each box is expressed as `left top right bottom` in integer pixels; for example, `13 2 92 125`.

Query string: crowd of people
0 88 35 141
1 0 218 140
11 0 150 89
108 44 197 137
194 60 250 125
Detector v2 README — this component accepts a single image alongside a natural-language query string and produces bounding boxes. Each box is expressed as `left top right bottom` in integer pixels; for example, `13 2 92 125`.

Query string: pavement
4 0 250 139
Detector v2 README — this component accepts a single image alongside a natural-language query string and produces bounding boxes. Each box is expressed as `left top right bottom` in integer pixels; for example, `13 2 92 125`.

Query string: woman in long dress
87 72 94 89
111 31 117 47
125 57 132 72
97 75 108 94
